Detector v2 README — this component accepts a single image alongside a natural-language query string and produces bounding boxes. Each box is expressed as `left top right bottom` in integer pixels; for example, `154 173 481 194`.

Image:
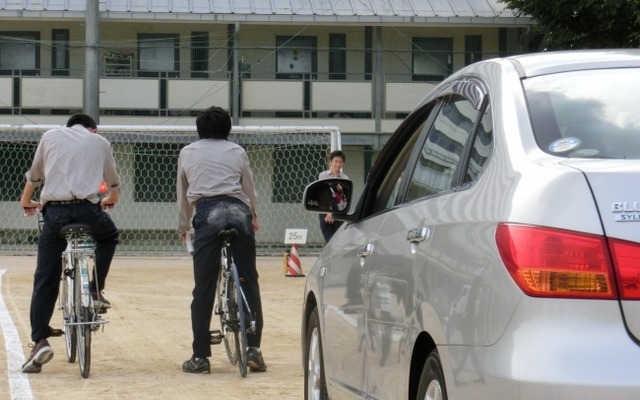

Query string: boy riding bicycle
177 106 267 374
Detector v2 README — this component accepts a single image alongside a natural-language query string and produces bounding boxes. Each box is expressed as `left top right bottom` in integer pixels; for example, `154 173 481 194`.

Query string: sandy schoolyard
0 255 314 400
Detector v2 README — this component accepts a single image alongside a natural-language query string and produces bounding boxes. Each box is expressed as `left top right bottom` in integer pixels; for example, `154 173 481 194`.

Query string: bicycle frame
59 224 108 378
63 236 93 309
61 229 108 329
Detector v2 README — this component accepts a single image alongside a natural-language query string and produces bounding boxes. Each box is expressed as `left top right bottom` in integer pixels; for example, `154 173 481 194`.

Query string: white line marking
0 269 34 400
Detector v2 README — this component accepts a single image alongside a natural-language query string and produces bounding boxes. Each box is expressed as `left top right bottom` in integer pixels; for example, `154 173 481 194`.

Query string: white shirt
177 138 258 232
25 124 120 205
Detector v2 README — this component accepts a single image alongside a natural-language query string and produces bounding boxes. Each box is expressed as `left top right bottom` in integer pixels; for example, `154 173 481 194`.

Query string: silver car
301 49 640 400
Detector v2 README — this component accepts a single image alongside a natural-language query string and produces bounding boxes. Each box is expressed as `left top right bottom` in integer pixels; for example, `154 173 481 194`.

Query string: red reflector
98 181 109 194
496 224 617 299
608 238 640 300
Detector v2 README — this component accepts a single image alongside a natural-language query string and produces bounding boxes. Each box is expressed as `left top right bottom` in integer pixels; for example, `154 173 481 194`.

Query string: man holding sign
318 150 348 242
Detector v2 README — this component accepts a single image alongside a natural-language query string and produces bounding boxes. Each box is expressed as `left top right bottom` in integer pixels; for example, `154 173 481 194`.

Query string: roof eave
0 10 534 26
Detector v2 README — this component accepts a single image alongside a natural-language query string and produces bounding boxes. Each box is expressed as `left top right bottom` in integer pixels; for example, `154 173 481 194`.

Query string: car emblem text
612 202 640 222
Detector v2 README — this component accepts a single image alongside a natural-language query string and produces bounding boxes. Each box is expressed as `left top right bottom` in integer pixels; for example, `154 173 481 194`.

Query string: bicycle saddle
218 229 239 241
59 223 92 237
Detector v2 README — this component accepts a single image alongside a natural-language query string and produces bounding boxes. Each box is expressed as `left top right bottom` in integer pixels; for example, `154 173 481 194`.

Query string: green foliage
501 0 640 49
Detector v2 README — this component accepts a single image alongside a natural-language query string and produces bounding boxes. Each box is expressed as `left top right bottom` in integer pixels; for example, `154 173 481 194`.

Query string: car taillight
496 223 618 299
608 238 640 300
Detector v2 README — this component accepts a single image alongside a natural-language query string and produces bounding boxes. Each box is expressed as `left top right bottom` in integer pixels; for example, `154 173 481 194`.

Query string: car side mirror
302 178 353 214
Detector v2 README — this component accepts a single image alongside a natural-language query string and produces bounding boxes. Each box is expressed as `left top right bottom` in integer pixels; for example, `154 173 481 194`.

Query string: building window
276 36 317 79
412 37 452 82
364 27 372 81
134 143 180 202
329 34 346 80
465 35 482 66
52 29 69 76
191 31 208 78
0 32 40 75
137 33 179 78
273 145 325 203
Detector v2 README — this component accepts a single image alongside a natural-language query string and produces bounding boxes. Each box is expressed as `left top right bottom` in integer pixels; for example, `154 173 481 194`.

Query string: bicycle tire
74 256 92 378
229 262 248 377
61 257 77 363
218 268 239 365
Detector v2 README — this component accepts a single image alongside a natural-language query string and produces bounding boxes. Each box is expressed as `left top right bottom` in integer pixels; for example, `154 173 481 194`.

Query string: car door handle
358 243 374 267
358 243 374 257
407 227 430 254
407 227 430 243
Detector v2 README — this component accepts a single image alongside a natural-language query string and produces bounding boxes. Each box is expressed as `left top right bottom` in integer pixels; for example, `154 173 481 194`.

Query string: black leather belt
47 199 90 206
196 195 231 205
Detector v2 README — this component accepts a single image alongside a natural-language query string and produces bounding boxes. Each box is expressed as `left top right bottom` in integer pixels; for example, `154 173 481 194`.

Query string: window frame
137 33 180 78
329 33 346 80
0 31 41 76
190 31 209 79
52 29 70 76
275 35 317 80
411 37 453 82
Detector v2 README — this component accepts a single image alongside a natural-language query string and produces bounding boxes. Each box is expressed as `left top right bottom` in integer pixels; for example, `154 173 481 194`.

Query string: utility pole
232 22 240 125
85 1 100 122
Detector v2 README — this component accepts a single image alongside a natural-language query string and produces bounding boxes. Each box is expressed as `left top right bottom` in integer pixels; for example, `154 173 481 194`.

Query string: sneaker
247 347 267 372
91 290 111 312
21 339 54 373
182 356 210 374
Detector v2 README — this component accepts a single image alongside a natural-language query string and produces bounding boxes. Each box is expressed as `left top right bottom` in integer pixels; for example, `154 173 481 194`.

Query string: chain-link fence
0 125 340 256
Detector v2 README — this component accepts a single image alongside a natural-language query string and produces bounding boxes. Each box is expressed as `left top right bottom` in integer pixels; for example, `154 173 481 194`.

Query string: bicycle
38 213 109 378
186 228 256 377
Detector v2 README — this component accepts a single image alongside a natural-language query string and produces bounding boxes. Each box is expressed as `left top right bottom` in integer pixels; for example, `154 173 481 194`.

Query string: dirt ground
0 254 315 400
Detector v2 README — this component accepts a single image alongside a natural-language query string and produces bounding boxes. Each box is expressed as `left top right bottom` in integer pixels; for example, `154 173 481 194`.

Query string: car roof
506 49 640 78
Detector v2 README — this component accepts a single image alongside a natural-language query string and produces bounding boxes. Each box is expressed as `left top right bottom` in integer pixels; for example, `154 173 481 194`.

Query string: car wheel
305 307 328 400
417 350 447 400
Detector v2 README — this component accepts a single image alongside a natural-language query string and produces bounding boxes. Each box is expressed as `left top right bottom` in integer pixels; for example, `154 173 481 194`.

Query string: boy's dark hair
196 106 232 140
329 150 346 162
66 113 97 130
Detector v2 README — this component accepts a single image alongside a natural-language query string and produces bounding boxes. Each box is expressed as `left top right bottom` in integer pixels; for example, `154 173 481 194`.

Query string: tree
500 0 640 50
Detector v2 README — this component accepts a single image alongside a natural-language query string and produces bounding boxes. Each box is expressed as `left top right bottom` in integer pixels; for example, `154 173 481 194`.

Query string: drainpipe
374 26 383 135
232 22 240 125
85 0 100 123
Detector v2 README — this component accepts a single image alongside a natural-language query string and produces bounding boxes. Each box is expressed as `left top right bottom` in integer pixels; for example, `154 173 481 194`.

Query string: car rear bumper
445 298 640 399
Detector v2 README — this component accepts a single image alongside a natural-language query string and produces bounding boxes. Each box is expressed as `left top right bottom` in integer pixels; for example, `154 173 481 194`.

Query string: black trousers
319 214 344 243
190 197 263 358
30 201 119 342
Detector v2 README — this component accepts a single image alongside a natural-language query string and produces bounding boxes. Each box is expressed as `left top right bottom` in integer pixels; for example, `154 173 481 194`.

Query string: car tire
305 307 328 400
417 350 447 400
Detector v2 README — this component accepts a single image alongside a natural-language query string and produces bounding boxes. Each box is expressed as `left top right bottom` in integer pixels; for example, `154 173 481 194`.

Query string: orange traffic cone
285 243 305 277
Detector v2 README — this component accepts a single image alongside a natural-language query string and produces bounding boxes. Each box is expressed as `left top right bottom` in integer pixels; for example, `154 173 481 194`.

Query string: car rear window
524 68 640 159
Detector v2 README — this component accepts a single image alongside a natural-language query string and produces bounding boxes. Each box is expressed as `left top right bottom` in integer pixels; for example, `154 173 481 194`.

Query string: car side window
463 104 493 184
405 95 480 202
372 125 423 213
367 103 437 215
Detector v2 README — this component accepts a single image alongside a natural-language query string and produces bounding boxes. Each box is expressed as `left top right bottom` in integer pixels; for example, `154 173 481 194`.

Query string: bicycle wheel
61 258 76 363
218 269 239 365
229 262 248 377
74 256 92 378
